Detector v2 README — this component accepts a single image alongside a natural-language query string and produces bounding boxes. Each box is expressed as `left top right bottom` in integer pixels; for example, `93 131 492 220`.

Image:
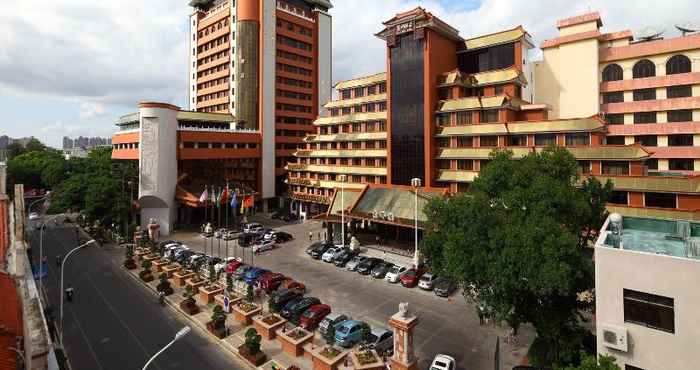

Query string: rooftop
598 214 700 261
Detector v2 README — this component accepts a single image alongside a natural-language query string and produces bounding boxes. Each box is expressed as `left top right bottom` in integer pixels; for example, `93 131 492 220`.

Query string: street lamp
411 178 422 268
142 326 191 370
337 175 347 248
59 239 96 347
27 192 51 216
38 215 62 296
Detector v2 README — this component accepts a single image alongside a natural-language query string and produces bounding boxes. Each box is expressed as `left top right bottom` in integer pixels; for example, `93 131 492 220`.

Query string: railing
177 125 259 134
276 1 314 22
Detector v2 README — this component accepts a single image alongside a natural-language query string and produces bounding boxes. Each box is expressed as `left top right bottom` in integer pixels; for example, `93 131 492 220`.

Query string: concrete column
658 135 668 147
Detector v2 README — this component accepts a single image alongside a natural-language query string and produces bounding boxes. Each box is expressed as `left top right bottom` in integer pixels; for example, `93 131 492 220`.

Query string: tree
421 147 611 367
559 353 620 370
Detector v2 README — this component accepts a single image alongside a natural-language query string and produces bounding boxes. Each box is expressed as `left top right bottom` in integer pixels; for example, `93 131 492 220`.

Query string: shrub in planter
140 260 154 282
124 248 136 270
226 273 234 293
179 285 200 315
207 304 228 339
323 323 336 346
157 273 174 296
238 328 267 366
246 283 254 303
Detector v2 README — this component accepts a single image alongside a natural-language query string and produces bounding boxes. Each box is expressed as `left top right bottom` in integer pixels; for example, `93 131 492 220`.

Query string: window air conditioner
601 324 628 352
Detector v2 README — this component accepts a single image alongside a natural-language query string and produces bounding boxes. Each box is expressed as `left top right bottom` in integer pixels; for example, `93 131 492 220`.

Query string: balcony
314 111 387 126
286 164 387 176
436 170 479 183
324 93 387 109
305 132 387 142
295 149 387 158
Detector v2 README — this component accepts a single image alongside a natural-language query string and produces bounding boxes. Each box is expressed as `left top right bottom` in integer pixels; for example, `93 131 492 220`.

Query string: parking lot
170 217 533 370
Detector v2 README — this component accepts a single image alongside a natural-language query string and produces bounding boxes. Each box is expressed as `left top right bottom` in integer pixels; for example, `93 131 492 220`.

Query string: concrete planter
185 278 206 294
162 264 181 278
253 314 287 340
232 302 262 326
237 344 267 367
179 298 200 315
350 350 384 370
311 346 349 370
199 284 224 305
152 259 168 273
172 271 195 287
277 327 314 358
142 254 159 263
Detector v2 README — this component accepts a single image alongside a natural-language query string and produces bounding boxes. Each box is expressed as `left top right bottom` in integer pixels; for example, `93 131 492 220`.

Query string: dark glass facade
458 43 515 74
390 33 425 186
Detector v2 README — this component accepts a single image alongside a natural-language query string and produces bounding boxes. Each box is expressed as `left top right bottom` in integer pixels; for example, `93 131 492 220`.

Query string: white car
29 212 39 220
321 247 341 262
214 257 239 274
164 243 184 260
430 354 456 370
385 265 407 283
252 240 275 254
418 273 438 290
243 223 263 233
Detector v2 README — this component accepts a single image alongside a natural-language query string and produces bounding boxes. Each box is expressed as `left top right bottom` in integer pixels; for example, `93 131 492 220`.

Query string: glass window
506 135 527 147
605 114 625 125
668 134 693 146
602 64 623 81
669 159 694 171
436 113 450 126
577 160 591 174
646 159 658 170
603 92 624 104
634 112 657 124
494 85 504 95
458 43 515 73
602 161 629 175
378 83 386 94
666 55 691 75
367 85 376 95
457 159 473 170
341 90 351 99
480 136 498 147
456 111 472 125
667 85 692 98
437 159 451 170
535 134 556 147
609 191 628 205
633 59 656 78
354 87 365 98
634 135 657 147
480 109 499 123
437 137 450 148
624 289 675 333
633 88 656 101
667 110 692 122
565 133 590 146
644 193 677 209
457 136 473 147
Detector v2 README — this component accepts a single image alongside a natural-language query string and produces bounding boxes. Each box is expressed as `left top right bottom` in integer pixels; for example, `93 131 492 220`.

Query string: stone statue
147 218 160 242
398 302 411 319
349 236 360 250
204 222 213 234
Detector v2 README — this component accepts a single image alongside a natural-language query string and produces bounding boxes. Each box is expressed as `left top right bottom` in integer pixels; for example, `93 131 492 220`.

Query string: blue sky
0 0 696 147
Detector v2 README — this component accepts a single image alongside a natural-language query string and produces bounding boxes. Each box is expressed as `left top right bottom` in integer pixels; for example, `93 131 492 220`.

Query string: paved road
29 223 244 370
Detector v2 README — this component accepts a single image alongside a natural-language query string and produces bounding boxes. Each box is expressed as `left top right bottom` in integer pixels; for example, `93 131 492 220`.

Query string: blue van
334 320 366 347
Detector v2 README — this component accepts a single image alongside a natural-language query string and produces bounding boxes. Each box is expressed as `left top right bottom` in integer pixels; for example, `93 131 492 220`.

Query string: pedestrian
477 306 484 325
55 254 63 267
317 231 321 240
308 231 313 241
65 283 74 302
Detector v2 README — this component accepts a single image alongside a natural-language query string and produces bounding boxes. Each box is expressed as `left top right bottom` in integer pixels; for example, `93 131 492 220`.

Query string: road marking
99 337 111 344
68 308 106 370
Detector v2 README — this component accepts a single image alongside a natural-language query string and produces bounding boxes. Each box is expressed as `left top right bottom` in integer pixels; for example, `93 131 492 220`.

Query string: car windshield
389 266 401 273
303 310 315 318
420 275 432 282
337 325 350 334
404 270 416 277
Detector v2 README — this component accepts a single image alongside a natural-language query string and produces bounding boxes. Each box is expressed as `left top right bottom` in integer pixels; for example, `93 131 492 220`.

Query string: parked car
299 304 331 330
175 250 195 266
188 252 206 267
214 228 227 239
345 256 367 271
371 262 393 279
269 288 304 312
222 231 239 241
335 320 368 348
29 212 39 220
321 247 340 263
259 272 286 293
164 243 185 260
271 231 293 243
252 240 276 254
243 223 263 233
244 268 270 284
280 297 321 323
204 256 222 267
233 265 252 281
318 312 350 336
400 267 428 288
430 355 456 370
333 249 360 267
433 278 458 298
224 259 243 275
385 265 407 283
280 278 306 293
306 242 324 255
214 257 238 275
310 243 333 259
325 247 347 263
366 327 393 356
356 258 382 275
418 273 438 290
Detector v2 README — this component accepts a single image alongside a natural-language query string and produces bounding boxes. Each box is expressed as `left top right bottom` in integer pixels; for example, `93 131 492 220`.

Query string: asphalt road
29 223 244 370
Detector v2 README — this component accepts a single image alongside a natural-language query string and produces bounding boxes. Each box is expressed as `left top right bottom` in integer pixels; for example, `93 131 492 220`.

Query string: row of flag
198 186 254 213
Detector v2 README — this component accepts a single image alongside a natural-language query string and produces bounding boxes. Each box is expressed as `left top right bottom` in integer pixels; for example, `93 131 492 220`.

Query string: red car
225 260 243 274
281 278 307 293
299 304 331 330
400 267 428 288
259 272 286 293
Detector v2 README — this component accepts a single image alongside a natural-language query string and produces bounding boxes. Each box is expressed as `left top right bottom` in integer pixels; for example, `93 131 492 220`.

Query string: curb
122 267 257 370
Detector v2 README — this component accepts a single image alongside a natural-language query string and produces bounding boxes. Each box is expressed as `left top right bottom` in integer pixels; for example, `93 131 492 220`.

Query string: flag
216 188 222 208
230 190 238 209
220 186 228 206
198 187 208 203
240 194 246 214
210 187 216 204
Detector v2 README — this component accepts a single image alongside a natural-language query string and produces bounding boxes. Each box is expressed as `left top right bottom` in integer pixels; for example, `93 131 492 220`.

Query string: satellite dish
635 26 664 41
676 22 700 36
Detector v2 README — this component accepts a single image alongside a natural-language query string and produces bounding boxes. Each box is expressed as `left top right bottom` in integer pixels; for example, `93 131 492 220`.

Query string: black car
280 296 321 323
306 242 324 255
333 249 360 267
310 243 332 259
371 262 392 279
176 250 195 266
356 258 382 275
269 288 304 312
433 277 458 298
272 231 293 243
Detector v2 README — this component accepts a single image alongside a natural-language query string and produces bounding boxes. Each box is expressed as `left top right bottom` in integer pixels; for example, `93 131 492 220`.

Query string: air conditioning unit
602 325 628 352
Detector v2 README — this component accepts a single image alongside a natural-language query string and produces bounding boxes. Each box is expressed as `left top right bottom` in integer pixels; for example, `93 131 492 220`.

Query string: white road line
68 307 106 370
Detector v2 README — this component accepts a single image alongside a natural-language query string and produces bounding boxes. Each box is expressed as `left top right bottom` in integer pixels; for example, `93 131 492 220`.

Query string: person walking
317 231 321 241
308 231 313 242
65 283 74 302
477 306 485 325
55 254 63 267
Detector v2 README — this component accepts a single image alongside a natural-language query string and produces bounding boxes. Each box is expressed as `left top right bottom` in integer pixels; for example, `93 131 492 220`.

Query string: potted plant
156 273 174 296
226 273 234 293
179 285 200 315
246 283 255 302
232 301 262 325
350 347 384 370
237 328 267 366
207 305 228 339
312 345 348 370
123 246 137 270
253 313 287 340
277 327 314 357
139 260 154 282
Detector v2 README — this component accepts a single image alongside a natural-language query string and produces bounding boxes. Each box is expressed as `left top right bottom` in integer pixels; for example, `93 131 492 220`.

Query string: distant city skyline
62 136 111 150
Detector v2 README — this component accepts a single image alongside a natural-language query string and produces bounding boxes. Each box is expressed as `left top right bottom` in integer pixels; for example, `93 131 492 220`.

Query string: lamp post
59 239 96 347
337 175 347 248
142 326 191 370
411 178 422 268
38 214 62 295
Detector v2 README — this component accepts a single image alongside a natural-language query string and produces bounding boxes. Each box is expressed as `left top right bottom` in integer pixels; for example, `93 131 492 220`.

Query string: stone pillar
389 303 419 370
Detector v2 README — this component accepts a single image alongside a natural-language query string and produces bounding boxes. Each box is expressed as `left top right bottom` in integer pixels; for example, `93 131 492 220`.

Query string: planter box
162 264 181 278
350 350 385 370
311 346 349 370
277 328 314 358
142 254 159 263
237 344 267 367
199 285 224 305
232 303 262 326
172 271 195 287
253 314 287 340
139 272 154 282
214 294 242 312
179 299 200 315
206 320 229 339
185 278 207 294
152 259 169 273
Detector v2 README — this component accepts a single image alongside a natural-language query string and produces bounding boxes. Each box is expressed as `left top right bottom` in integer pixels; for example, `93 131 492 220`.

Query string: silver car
346 255 366 271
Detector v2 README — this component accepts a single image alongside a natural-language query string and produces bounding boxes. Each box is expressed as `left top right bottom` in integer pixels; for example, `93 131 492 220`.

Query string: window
457 136 473 147
633 88 656 101
634 135 657 146
480 159 492 169
603 92 624 104
480 136 498 147
378 102 387 111
624 289 675 333
565 133 590 146
577 160 591 174
634 112 656 124
457 159 473 170
645 192 677 209
456 111 472 125
602 161 629 175
367 85 376 95
436 113 450 126
605 114 624 125
666 55 691 75
480 109 499 123
669 159 694 171
646 159 658 170
378 83 386 94
437 160 451 170
602 64 623 81
438 88 452 100
535 134 556 147
506 135 527 147
633 59 656 78
341 90 351 100
341 107 351 115
459 43 515 73
668 134 693 146
437 138 451 148
354 87 365 98
609 191 628 205
494 85 504 95
667 85 692 98
667 110 692 122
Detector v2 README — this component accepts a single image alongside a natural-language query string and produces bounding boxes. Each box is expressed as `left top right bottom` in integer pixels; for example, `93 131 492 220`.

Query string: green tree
421 147 611 367
6 142 26 159
559 353 620 370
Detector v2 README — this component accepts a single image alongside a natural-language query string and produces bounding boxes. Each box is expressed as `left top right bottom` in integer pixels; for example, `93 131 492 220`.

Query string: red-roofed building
0 272 22 370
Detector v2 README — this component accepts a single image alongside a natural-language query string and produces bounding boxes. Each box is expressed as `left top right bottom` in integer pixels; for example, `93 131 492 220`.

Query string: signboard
223 295 231 313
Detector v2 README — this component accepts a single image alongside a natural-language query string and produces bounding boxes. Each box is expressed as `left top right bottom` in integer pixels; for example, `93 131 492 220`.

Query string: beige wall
559 21 598 36
595 246 700 370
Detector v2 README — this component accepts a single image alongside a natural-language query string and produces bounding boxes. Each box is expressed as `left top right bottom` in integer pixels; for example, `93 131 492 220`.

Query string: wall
316 10 333 116
260 0 277 199
556 37 600 118
595 246 700 370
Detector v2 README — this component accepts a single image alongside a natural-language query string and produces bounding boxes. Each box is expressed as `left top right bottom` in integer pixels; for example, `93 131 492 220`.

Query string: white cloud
79 102 107 120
